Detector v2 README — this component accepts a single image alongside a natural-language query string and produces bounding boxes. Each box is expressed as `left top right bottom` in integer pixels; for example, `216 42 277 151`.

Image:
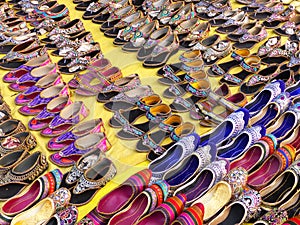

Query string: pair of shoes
77 169 152 224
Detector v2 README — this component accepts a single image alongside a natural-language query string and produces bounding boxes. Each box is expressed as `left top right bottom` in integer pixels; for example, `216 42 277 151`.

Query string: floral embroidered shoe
48 18 85 37
149 133 200 183
18 83 69 116
234 25 268 49
0 151 48 201
142 0 170 18
157 1 184 25
49 132 110 167
202 39 232 65
169 3 196 27
41 101 89 137
82 0 110 20
28 96 72 131
47 118 104 151
45 205 78 225
275 15 300 36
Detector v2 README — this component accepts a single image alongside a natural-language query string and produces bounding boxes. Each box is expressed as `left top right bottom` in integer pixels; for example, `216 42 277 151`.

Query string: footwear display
1 0 300 224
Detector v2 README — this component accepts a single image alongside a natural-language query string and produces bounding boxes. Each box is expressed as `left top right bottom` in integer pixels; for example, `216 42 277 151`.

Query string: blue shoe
162 143 217 192
199 108 250 147
285 80 300 98
217 125 266 161
148 133 200 183
244 80 285 117
266 103 300 142
250 92 291 127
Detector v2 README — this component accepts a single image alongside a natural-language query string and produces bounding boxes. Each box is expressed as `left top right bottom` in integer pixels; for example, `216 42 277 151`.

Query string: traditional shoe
108 180 170 225
0 119 26 139
266 103 300 142
68 157 116 206
10 187 71 225
47 118 104 151
259 159 300 209
253 208 289 225
199 108 249 146
0 110 11 124
39 4 69 19
192 34 220 51
0 150 29 178
169 3 195 27
103 85 154 112
0 151 48 200
28 96 71 131
50 133 110 167
15 72 62 106
162 144 217 192
135 194 187 225
18 83 69 116
116 104 171 140
136 115 183 153
9 63 58 92
243 80 285 117
82 0 109 20
59 147 106 189
122 20 159 52
96 74 141 102
174 159 229 205
247 145 296 190
171 203 204 225
275 15 300 36
109 94 162 128
2 54 50 83
257 36 281 57
281 123 300 153
217 125 266 161
0 131 37 155
142 0 171 18
45 205 78 225
149 133 200 183
76 169 152 225
136 26 172 61
250 92 291 128
47 18 84 37
1 169 63 217
40 100 88 137
157 1 185 25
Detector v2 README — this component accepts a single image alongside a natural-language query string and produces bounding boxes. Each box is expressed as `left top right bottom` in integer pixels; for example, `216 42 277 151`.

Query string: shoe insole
261 56 288 65
207 60 239 76
248 157 280 186
117 121 158 140
59 66 83 74
46 43 57 50
97 184 134 214
200 121 233 146
233 41 257 49
171 95 203 113
220 70 251 86
240 82 264 95
184 171 213 201
241 6 258 12
109 109 144 128
262 173 295 203
2 181 40 215
218 133 250 159
0 183 26 200
109 194 148 225
263 20 281 28
216 25 239 34
143 51 175 68
166 156 199 186
69 187 98 205
253 106 278 127
218 204 246 225
163 83 188 98
0 45 15 54
271 114 295 139
104 101 135 112
244 91 271 113
136 130 169 152
137 211 166 225
249 12 271 20
157 62 183 76
229 146 262 171
158 73 186 85
136 139 151 152
97 91 120 102
93 14 110 24
227 33 243 42
0 61 25 70
209 19 227 26
57 58 71 67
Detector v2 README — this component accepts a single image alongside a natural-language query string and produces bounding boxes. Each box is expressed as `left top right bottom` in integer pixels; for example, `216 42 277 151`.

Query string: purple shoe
49 133 111 167
41 101 89 137
8 63 57 92
18 83 68 116
15 73 62 106
47 118 104 151
28 96 72 131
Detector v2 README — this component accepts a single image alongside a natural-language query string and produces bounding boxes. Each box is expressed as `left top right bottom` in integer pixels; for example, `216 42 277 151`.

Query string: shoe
1 169 63 217
47 118 104 151
77 169 152 225
108 180 170 225
135 194 187 225
174 159 229 205
171 203 204 225
0 119 26 139
149 133 200 183
45 205 78 225
0 150 29 177
41 101 89 137
0 151 48 200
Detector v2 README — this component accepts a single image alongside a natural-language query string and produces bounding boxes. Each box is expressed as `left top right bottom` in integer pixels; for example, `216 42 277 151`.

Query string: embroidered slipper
0 151 48 201
157 62 183 77
0 119 26 140
69 157 117 206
